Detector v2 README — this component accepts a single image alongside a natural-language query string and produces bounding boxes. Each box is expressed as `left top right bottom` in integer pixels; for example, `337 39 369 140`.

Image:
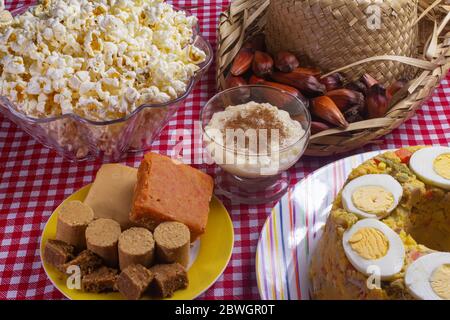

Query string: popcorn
26 78 42 95
0 3 13 29
0 0 205 120
139 86 171 105
36 93 48 113
125 87 140 104
3 56 26 74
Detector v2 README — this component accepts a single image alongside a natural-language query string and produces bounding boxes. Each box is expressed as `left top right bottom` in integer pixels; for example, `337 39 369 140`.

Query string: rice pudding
204 101 307 178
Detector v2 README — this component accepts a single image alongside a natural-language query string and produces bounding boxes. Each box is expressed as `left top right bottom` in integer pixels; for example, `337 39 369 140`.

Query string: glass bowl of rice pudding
201 85 311 204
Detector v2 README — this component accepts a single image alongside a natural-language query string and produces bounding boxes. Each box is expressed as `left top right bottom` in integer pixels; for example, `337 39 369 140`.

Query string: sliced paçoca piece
60 250 103 275
81 266 119 293
56 200 94 250
149 263 188 298
43 239 75 269
86 218 121 268
84 164 137 229
154 222 190 268
118 227 155 271
117 264 153 300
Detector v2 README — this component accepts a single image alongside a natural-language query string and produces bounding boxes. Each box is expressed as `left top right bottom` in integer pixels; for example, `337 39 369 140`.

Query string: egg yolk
430 264 450 300
348 227 389 260
433 154 450 180
352 186 394 216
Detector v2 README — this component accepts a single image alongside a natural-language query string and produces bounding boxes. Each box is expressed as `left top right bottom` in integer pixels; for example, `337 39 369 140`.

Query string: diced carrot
410 250 422 262
395 149 413 164
425 189 434 200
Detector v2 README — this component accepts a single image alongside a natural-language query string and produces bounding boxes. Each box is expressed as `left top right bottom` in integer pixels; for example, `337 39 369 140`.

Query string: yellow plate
40 184 234 300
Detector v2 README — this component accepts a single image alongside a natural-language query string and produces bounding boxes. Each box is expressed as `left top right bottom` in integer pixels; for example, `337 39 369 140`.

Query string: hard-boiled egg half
405 252 450 300
342 219 405 280
341 174 403 219
409 146 450 190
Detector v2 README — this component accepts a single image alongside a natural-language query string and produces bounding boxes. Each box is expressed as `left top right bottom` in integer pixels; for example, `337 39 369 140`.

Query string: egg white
405 252 450 300
342 219 405 280
409 146 450 190
341 174 403 219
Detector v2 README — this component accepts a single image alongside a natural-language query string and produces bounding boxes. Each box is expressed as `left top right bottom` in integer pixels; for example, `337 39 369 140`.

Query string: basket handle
321 55 438 77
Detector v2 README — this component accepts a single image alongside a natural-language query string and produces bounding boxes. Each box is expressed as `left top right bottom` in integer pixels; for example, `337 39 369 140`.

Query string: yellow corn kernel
378 162 387 170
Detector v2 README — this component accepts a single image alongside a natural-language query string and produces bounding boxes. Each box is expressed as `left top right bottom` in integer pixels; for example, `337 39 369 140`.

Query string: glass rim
200 85 312 156
1 5 213 127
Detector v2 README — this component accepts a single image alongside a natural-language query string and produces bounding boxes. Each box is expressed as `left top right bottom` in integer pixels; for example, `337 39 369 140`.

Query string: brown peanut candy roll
118 227 155 271
85 218 121 267
56 200 94 250
154 222 190 268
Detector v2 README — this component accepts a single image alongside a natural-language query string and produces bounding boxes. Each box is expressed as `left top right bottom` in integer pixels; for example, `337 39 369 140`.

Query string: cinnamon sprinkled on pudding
205 101 302 154
224 106 288 141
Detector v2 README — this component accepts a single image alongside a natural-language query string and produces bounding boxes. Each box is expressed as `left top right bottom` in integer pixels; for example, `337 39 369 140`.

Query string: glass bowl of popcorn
0 1 213 161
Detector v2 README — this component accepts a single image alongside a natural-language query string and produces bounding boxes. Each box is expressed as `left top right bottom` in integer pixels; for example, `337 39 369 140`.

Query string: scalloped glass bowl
0 6 213 162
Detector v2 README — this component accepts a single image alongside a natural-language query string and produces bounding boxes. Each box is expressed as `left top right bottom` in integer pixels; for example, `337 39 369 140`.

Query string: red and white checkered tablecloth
0 0 449 300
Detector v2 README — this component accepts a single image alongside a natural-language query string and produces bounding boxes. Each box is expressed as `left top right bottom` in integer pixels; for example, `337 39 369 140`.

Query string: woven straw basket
216 0 450 156
265 0 418 84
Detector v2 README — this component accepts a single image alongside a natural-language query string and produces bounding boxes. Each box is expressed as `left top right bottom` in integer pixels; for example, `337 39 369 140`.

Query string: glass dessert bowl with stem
201 85 311 204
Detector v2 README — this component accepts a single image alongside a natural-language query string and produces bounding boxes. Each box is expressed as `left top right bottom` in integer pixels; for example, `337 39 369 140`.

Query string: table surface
0 0 449 300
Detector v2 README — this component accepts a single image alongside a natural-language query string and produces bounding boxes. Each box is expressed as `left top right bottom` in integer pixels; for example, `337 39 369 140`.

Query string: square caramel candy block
149 263 188 298
131 153 214 241
60 250 103 275
84 164 137 230
81 266 119 293
43 239 75 268
117 264 153 300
